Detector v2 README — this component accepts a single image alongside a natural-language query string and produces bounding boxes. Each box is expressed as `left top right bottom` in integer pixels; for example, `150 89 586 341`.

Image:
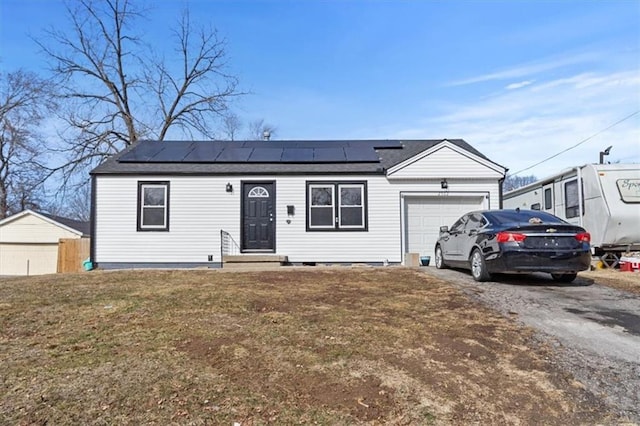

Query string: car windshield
485 210 567 225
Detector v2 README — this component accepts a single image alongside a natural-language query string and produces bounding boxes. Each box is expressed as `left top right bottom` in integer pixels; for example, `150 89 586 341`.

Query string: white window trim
338 184 365 229
140 183 168 230
308 184 335 229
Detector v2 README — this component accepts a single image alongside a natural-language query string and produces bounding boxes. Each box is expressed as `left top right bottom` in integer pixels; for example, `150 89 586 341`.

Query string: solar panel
344 147 380 162
119 141 165 162
148 141 194 162
182 142 224 162
281 148 314 162
216 147 253 162
119 140 389 164
248 148 284 162
314 148 346 162
240 141 283 148
348 140 402 149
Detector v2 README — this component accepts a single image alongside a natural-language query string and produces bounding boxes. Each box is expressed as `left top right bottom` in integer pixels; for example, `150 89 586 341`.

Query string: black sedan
434 209 591 282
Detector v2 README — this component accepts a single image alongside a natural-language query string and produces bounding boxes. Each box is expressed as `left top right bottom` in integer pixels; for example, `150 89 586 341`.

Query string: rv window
564 180 582 218
616 179 640 203
544 188 552 210
531 203 541 210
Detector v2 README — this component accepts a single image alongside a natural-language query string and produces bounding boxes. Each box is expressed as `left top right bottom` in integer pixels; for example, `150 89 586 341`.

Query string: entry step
223 255 288 264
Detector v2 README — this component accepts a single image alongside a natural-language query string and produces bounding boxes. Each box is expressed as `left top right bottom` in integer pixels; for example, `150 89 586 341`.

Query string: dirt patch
580 268 640 294
0 267 620 424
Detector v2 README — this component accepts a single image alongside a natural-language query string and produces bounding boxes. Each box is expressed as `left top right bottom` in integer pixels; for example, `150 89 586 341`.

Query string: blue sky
1 0 639 178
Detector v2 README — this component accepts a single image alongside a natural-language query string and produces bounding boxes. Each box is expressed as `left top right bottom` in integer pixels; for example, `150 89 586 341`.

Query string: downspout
90 174 97 267
498 174 506 209
577 166 584 227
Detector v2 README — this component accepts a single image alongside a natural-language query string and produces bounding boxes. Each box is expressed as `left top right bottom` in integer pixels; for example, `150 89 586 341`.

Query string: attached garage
387 140 507 265
0 210 89 276
403 194 488 260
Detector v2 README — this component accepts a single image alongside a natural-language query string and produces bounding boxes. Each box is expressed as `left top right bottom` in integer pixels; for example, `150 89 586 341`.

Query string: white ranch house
90 139 507 268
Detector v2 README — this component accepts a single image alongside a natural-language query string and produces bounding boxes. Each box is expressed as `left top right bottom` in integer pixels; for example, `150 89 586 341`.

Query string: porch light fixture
441 179 448 189
225 182 233 193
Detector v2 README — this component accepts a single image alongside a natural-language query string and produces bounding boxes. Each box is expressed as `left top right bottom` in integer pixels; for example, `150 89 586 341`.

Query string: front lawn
0 268 613 424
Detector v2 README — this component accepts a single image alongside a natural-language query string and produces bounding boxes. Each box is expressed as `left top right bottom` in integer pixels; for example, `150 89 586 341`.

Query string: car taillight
496 232 527 243
575 232 591 243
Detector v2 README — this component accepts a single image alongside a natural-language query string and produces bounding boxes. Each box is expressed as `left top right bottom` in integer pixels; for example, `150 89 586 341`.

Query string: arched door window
248 186 269 198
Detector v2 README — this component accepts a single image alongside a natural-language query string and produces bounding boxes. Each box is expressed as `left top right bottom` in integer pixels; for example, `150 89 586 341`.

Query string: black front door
242 182 275 251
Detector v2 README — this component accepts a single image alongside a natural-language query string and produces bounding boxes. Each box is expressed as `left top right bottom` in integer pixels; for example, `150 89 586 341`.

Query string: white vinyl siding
388 144 504 180
94 175 501 265
95 177 237 264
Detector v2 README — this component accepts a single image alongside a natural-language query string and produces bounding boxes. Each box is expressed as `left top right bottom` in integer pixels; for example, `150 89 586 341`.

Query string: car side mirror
439 226 449 233
468 229 477 236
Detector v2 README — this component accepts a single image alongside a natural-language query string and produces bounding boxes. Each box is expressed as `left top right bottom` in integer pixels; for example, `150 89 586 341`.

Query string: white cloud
393 70 640 178
506 80 533 90
448 51 600 86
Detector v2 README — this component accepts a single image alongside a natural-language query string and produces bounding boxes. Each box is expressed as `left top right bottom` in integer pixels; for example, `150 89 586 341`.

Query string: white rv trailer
503 163 640 266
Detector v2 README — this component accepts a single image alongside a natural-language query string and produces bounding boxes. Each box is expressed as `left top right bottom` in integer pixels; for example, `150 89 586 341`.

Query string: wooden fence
57 238 91 273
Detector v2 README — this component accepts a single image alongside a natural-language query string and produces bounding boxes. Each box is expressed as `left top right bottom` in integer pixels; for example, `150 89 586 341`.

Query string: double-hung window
137 181 170 231
307 181 367 231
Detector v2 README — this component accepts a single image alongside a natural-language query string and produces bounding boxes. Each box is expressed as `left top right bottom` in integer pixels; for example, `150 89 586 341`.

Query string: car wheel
435 245 447 269
551 273 577 283
470 249 491 282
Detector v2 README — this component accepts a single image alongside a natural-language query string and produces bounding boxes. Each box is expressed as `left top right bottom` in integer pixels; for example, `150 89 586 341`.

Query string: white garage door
0 243 59 275
405 196 486 259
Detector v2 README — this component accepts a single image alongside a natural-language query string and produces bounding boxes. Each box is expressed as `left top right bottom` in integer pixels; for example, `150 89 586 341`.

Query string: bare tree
221 112 242 141
503 174 538 192
247 118 277 140
59 181 91 221
0 69 57 218
37 0 241 182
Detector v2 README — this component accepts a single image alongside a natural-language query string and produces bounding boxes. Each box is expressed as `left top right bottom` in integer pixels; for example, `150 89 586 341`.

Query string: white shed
0 210 89 276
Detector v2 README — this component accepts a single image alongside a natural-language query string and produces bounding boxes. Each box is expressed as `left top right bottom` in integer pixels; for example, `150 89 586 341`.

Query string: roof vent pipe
599 145 612 164
263 130 271 141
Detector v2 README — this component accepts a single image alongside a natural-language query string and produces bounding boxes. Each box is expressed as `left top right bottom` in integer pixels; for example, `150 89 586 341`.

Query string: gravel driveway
423 266 640 423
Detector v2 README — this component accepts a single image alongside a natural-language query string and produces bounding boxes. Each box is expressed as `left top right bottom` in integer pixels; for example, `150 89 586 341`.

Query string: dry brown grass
580 268 640 295
0 267 615 424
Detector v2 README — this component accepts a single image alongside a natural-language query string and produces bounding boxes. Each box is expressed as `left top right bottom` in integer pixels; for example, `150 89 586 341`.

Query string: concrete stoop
222 255 289 270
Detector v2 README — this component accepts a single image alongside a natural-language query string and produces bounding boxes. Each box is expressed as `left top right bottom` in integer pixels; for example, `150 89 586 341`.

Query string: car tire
435 245 447 269
551 273 577 283
470 249 491 282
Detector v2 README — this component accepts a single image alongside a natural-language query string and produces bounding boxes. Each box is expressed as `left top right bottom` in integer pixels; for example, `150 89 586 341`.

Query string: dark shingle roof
38 212 91 236
91 139 501 176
